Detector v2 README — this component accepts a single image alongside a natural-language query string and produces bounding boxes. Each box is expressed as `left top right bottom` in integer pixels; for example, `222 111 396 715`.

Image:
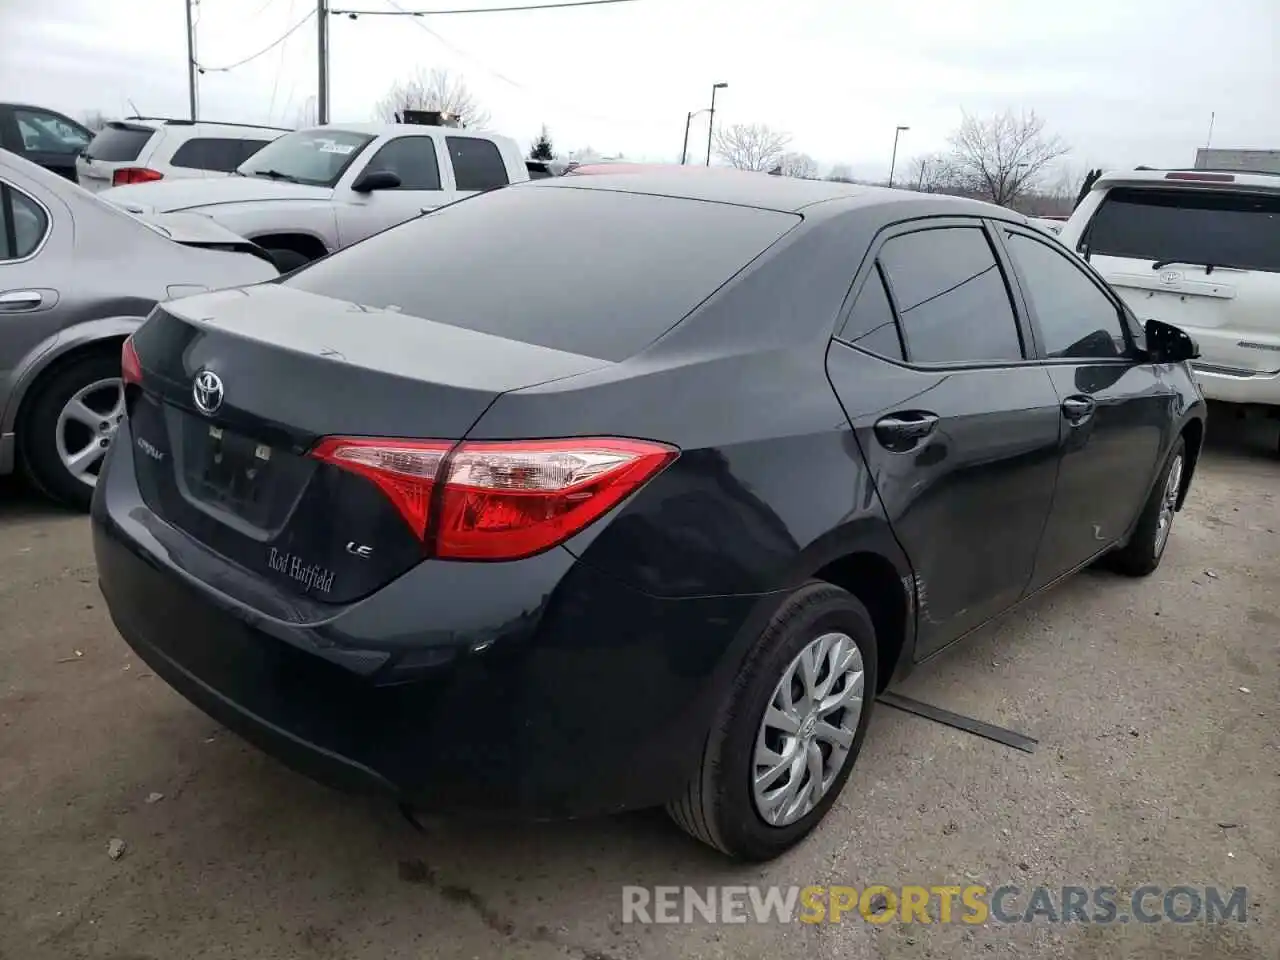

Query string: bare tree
778 152 819 179
947 109 1069 206
713 123 791 172
826 163 856 183
373 68 490 129
79 110 112 132
905 152 962 193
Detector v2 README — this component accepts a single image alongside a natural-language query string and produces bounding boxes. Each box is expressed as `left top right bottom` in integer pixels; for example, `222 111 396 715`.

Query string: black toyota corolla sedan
93 168 1206 862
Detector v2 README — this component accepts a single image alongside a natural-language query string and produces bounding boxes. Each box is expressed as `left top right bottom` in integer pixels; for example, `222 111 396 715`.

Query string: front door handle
0 290 44 310
874 411 940 451
1061 395 1096 424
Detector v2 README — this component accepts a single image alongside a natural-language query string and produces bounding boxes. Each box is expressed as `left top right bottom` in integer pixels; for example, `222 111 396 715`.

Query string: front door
827 220 1062 658
9 107 91 181
995 226 1175 590
335 135 448 247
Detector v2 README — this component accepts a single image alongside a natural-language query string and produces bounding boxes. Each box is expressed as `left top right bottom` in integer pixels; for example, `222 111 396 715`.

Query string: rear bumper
92 428 762 819
1191 363 1280 406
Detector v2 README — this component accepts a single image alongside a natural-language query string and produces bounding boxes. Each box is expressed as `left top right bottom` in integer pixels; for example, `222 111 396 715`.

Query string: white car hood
102 175 335 214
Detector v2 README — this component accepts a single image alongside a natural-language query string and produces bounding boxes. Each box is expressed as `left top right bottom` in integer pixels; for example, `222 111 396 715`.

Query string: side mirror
1144 318 1200 364
352 169 401 193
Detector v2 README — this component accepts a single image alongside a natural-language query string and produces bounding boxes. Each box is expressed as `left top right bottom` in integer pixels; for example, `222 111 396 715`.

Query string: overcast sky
3 0 1277 180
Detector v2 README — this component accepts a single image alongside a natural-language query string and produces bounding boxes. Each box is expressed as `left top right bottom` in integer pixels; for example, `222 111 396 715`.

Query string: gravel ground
1 406 1276 960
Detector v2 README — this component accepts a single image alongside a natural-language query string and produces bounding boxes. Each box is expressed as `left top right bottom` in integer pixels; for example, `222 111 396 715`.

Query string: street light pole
705 82 727 166
317 0 330 124
888 124 909 187
681 108 710 164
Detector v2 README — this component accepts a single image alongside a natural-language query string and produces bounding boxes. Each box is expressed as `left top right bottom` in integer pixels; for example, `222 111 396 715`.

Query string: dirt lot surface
1 408 1276 960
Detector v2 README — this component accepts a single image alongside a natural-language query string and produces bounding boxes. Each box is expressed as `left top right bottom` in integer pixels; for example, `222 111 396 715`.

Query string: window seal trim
0 177 53 264
843 216 1039 370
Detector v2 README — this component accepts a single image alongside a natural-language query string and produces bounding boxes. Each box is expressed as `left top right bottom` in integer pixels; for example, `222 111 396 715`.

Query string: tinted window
447 136 509 191
237 128 374 186
364 137 441 190
878 227 1023 363
1086 187 1280 273
286 186 798 361
170 138 244 172
1006 232 1126 359
14 108 90 154
841 266 904 360
85 124 154 162
0 183 49 260
237 139 272 164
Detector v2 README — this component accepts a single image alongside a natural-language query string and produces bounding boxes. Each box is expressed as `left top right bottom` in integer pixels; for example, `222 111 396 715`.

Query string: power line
330 0 636 15
196 9 317 72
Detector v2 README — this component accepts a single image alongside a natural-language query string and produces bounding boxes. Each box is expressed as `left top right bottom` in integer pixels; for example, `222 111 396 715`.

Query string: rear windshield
1087 186 1280 273
85 124 154 162
284 185 799 361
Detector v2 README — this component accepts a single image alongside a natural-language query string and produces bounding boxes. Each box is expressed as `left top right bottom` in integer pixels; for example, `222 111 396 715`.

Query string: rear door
1076 184 1280 382
444 135 512 199
997 224 1175 589
334 134 445 247
826 219 1062 658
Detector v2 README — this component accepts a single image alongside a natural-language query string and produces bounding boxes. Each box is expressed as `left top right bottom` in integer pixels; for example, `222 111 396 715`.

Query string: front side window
237 128 375 186
446 136 509 192
0 182 50 260
1006 231 1127 360
1085 186 1280 273
15 108 90 154
878 226 1024 364
363 137 441 190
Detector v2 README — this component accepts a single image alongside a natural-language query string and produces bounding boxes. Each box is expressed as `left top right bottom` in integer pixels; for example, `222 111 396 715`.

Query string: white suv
76 117 290 191
1060 168 1280 425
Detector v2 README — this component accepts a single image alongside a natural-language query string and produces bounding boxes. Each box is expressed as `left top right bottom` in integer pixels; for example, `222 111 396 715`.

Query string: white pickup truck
99 122 529 271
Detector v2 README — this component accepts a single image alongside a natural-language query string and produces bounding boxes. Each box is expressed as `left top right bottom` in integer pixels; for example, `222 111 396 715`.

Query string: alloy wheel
55 377 125 489
1153 454 1183 559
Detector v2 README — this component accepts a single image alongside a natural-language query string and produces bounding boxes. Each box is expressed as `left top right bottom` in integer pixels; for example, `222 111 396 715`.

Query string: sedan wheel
21 349 129 510
752 632 865 827
1152 453 1183 560
55 378 125 490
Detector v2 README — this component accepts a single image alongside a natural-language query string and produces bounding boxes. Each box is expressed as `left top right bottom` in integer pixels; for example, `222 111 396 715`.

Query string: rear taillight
112 167 164 186
121 336 143 386
311 436 678 561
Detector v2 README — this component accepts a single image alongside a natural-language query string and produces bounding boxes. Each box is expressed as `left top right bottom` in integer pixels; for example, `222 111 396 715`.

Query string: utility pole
317 0 329 124
185 0 199 120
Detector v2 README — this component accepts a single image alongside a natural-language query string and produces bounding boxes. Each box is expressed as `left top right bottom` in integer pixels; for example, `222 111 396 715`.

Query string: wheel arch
1176 414 1205 510
247 231 329 263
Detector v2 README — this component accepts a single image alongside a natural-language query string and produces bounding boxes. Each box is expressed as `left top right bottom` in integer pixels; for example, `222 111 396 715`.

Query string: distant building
1194 148 1280 174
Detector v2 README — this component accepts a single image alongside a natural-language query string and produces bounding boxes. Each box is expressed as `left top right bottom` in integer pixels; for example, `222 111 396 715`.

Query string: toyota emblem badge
192 370 224 416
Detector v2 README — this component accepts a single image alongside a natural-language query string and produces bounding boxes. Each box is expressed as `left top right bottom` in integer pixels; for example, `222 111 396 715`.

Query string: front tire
1104 436 1186 577
667 581 878 861
265 248 311 274
20 350 126 511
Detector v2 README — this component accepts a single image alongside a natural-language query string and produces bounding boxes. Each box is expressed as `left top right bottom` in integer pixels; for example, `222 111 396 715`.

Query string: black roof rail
123 115 291 132
1131 165 1280 177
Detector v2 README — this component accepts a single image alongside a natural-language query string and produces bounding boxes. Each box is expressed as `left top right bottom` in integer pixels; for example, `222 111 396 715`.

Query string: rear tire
666 581 878 862
265 248 311 273
20 350 126 511
1103 437 1186 578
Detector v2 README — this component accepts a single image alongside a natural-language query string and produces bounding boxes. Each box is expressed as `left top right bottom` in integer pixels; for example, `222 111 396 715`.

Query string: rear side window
0 182 50 260
285 185 798 361
1086 187 1280 273
447 137 509 191
841 266 904 360
169 138 246 172
878 227 1024 364
85 124 154 162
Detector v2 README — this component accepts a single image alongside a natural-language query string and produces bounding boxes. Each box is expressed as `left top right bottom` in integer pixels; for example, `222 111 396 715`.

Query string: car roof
538 166 1022 220
1093 167 1280 193
312 121 511 141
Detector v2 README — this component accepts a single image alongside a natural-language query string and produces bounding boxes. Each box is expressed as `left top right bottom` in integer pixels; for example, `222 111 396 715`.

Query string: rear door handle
0 290 45 310
1061 395 1096 424
874 411 940 451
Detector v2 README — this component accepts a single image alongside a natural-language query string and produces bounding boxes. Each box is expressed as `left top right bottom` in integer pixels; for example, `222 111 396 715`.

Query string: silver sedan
1 150 278 508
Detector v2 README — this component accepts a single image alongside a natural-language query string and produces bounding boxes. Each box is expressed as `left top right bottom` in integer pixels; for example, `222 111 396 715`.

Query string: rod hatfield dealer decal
268 548 336 594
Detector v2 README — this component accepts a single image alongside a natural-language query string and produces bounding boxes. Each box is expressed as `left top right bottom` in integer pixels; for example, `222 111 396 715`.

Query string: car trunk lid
125 284 608 603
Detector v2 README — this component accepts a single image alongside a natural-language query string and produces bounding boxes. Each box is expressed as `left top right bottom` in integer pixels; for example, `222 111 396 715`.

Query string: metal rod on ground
317 0 330 124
